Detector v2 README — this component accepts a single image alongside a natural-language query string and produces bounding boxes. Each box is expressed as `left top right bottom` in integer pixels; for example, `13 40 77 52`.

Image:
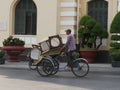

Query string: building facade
0 0 119 50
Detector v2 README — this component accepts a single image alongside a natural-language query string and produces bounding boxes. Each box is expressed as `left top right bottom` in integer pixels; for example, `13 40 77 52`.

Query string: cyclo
27 35 89 77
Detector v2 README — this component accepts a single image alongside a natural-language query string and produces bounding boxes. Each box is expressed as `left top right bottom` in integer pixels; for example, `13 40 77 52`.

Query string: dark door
88 0 108 29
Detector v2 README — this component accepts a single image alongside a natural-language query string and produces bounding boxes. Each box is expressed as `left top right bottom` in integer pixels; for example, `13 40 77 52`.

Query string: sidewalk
0 61 120 72
0 61 29 69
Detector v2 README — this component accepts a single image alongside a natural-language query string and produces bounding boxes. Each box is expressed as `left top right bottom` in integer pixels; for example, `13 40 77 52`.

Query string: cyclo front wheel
36 58 54 77
71 58 89 77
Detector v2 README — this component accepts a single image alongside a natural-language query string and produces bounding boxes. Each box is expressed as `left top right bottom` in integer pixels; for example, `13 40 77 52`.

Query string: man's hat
65 29 71 33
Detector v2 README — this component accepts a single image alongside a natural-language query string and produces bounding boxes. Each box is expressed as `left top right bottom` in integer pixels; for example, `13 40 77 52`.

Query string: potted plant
2 36 25 62
78 15 108 63
109 12 120 67
0 50 5 64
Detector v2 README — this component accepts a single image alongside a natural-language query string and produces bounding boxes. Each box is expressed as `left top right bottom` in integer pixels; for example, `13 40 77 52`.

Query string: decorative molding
60 20 76 25
60 11 77 16
61 2 77 7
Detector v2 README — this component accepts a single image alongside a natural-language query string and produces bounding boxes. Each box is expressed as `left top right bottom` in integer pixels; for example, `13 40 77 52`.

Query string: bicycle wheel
28 57 36 70
51 57 59 75
36 58 54 76
71 58 89 77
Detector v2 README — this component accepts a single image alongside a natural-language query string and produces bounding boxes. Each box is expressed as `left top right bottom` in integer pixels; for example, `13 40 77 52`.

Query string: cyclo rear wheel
36 58 54 76
28 57 37 70
71 58 89 77
51 57 59 75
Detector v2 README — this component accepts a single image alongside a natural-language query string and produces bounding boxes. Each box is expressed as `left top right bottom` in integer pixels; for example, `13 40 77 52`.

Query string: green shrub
85 18 96 29
79 15 91 26
110 12 120 33
109 48 120 54
78 15 108 49
91 23 103 36
100 29 109 38
111 35 120 40
3 36 25 46
110 12 120 61
110 43 120 49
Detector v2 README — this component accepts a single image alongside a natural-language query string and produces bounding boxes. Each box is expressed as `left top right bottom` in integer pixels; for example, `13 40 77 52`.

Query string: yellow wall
0 0 12 46
35 0 58 41
0 0 58 47
0 0 119 50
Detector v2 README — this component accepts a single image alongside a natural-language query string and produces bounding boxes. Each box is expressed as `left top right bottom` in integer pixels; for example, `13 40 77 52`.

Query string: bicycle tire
36 58 54 77
71 58 89 77
51 57 59 75
28 57 37 70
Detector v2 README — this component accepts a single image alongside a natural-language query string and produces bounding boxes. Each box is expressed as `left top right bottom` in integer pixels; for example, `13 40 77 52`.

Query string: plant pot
80 50 97 63
2 46 25 62
112 61 120 67
0 58 5 64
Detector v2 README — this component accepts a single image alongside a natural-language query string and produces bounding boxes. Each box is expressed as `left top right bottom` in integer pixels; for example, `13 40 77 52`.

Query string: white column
118 0 120 11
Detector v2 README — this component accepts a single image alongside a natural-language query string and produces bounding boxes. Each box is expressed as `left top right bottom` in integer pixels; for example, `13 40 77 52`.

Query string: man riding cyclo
61 29 77 70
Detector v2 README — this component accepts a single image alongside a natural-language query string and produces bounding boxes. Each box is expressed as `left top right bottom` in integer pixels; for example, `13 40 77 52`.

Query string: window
88 0 108 29
15 0 37 35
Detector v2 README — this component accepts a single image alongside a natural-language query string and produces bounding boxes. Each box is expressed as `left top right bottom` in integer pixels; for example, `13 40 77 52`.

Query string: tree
78 15 108 49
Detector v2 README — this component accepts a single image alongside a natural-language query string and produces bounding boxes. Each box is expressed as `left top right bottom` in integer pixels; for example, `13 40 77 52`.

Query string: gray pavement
0 61 114 69
0 61 120 90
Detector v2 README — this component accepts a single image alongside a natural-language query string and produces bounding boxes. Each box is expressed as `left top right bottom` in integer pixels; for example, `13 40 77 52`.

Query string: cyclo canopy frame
30 35 63 65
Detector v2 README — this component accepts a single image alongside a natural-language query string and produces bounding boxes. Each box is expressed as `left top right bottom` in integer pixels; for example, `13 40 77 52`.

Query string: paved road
0 62 120 90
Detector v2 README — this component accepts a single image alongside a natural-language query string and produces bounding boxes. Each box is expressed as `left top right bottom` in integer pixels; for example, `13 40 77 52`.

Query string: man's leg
66 51 73 67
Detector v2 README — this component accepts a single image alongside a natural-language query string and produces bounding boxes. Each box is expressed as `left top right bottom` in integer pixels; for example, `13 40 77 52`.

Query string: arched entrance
15 0 37 35
88 0 108 29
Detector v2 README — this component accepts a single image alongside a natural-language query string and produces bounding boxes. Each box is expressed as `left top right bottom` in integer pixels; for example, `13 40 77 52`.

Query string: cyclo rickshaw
27 35 89 77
